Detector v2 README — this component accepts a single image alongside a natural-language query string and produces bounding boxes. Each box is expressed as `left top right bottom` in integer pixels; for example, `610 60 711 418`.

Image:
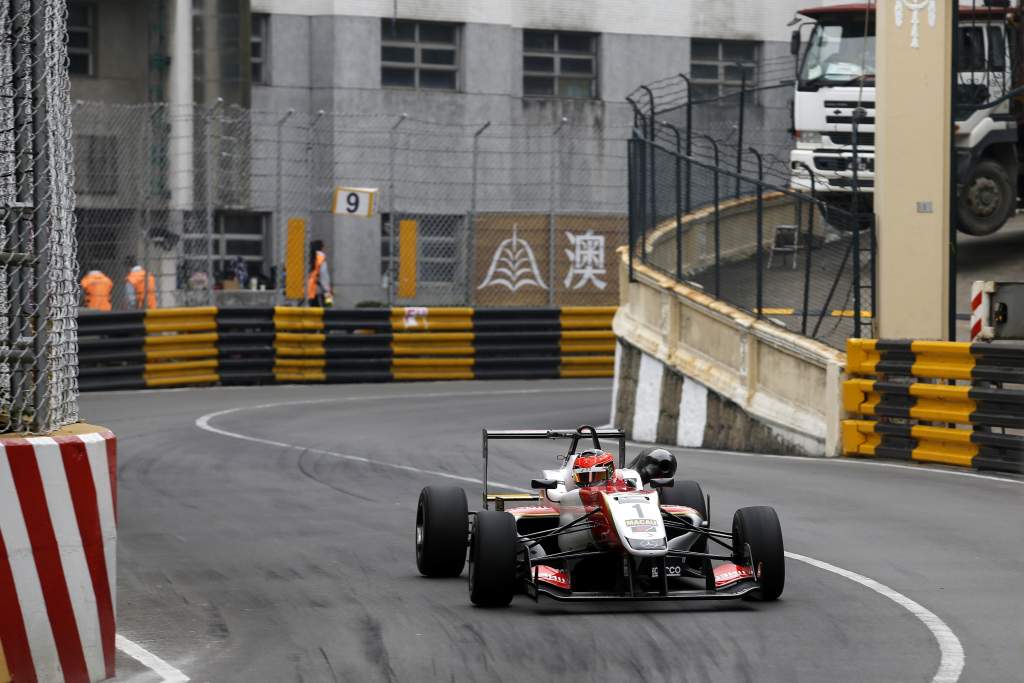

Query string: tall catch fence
627 58 876 351
0 0 78 433
73 103 631 311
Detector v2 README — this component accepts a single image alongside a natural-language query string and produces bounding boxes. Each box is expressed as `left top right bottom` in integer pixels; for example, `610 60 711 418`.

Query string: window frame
68 1 97 78
251 13 269 85
522 29 599 99
689 38 759 101
76 134 117 195
380 19 460 92
213 211 270 278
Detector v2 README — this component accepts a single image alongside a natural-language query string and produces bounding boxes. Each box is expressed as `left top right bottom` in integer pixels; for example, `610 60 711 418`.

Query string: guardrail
842 339 1024 473
77 306 616 392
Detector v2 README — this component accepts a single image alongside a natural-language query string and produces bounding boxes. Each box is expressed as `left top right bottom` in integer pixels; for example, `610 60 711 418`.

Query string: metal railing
628 110 875 350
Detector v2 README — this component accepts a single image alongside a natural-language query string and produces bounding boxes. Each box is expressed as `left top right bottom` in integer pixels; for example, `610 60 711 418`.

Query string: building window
690 39 758 100
251 13 268 84
381 214 461 287
381 20 459 91
75 135 117 195
214 212 269 280
523 30 597 98
68 3 96 76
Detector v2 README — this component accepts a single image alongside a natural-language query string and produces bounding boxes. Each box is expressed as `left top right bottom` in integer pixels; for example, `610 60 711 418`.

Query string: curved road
83 380 1023 682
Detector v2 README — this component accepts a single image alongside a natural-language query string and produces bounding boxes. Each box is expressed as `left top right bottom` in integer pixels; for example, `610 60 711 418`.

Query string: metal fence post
627 136 636 283
851 107 864 337
549 117 567 307
748 147 764 318
797 162 817 336
468 121 490 306
699 135 721 298
304 110 324 307
204 99 222 307
29 0 50 430
679 74 693 214
274 108 294 295
387 113 407 306
661 121 683 280
736 71 746 197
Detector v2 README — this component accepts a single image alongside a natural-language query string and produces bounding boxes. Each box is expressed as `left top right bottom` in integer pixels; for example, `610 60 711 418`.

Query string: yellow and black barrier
843 339 1024 474
77 306 616 391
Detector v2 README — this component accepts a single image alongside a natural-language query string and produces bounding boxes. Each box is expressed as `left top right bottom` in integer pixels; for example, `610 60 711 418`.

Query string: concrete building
69 0 825 307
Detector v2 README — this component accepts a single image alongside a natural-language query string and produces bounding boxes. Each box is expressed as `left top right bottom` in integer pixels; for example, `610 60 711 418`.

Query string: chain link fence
628 53 876 351
0 0 78 433
73 103 632 311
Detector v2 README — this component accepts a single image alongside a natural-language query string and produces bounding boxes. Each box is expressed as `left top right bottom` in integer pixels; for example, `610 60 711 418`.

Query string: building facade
70 0 825 307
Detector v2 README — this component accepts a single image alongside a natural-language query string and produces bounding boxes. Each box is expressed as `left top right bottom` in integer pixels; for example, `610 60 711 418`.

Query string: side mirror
531 479 559 490
790 29 801 56
649 478 674 489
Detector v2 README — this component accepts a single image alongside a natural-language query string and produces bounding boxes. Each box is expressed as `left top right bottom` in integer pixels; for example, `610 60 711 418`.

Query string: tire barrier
77 306 617 391
842 339 1024 473
0 427 117 683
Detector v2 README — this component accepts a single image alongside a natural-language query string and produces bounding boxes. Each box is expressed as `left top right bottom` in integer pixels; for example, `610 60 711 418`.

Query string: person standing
80 269 113 311
125 261 158 309
306 240 333 307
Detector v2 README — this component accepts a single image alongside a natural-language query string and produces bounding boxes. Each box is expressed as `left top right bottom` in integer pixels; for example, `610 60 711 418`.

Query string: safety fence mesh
0 0 78 433
73 103 632 312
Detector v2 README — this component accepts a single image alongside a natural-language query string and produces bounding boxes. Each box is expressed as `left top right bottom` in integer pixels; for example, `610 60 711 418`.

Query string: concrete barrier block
0 427 117 683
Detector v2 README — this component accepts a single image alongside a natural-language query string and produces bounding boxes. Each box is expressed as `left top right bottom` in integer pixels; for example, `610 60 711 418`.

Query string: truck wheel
415 486 468 577
732 506 785 601
958 159 1014 236
660 480 708 568
469 510 518 607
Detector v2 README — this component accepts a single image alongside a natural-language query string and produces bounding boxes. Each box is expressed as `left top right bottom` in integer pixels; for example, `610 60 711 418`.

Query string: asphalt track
82 379 1024 683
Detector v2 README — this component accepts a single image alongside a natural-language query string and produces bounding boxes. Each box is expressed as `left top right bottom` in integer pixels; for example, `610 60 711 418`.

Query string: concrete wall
612 250 846 456
69 0 149 104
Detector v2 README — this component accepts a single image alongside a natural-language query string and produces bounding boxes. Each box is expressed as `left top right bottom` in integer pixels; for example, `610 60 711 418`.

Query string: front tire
469 510 518 607
415 486 468 577
732 506 785 601
958 159 1014 236
660 480 709 568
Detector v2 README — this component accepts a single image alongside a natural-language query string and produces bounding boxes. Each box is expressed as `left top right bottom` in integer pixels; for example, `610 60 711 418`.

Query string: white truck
789 2 1019 236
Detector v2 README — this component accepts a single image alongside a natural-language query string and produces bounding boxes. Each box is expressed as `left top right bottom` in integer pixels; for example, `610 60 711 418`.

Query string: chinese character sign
563 230 607 290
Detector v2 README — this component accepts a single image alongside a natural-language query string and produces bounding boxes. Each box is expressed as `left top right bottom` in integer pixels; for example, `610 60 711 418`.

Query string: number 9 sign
332 186 378 217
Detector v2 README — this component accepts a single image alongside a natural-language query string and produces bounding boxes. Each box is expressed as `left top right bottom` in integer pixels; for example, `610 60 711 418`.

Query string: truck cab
789 2 1019 236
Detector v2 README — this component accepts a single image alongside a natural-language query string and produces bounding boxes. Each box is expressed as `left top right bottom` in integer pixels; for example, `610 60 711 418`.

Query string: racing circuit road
85 380 1023 682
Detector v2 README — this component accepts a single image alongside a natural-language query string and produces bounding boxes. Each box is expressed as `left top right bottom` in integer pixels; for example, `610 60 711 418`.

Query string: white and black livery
415 425 785 607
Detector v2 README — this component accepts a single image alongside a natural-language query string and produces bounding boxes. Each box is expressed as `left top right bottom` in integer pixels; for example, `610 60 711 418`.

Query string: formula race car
414 425 784 606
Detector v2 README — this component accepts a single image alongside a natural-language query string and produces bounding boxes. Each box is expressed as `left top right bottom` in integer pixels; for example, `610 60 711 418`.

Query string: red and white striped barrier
970 280 995 341
0 429 117 683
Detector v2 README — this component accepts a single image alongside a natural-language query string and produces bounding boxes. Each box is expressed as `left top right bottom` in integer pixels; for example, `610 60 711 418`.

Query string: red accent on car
534 565 571 589
713 563 754 588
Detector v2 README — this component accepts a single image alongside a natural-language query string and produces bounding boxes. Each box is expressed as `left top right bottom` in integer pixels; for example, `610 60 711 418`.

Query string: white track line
785 553 964 683
115 635 189 682
195 389 967 683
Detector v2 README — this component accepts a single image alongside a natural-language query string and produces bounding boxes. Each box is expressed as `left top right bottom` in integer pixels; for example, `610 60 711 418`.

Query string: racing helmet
572 450 615 487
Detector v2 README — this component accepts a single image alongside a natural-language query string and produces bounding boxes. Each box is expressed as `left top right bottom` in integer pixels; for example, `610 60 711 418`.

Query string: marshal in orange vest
80 270 113 311
125 266 157 309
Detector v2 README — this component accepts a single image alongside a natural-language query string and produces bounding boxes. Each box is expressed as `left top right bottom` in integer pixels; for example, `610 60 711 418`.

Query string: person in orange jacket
124 262 158 309
80 270 113 311
306 240 333 307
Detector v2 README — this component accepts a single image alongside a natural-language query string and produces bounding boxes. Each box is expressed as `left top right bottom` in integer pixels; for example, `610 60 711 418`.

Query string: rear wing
482 426 627 510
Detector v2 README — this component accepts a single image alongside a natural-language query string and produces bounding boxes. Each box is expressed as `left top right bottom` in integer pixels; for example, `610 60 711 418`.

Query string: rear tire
660 480 708 568
469 510 518 607
415 486 468 577
732 506 785 601
958 159 1014 236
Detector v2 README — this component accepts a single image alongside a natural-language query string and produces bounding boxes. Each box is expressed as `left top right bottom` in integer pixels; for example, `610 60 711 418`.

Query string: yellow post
0 637 9 683
285 217 306 300
874 0 952 339
398 219 417 299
